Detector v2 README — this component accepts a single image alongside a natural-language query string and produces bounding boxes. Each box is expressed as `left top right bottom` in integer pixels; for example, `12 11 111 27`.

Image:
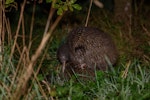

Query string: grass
49 59 150 100
1 1 150 100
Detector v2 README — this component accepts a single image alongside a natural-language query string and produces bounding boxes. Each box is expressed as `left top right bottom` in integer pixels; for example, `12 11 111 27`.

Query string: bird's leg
62 61 66 73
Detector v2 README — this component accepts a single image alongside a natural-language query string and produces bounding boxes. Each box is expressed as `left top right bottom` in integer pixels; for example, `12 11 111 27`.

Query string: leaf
5 0 14 5
53 4 60 8
37 74 44 81
50 86 57 97
69 6 73 12
62 5 68 11
72 4 82 10
69 0 77 4
57 8 63 15
46 0 52 3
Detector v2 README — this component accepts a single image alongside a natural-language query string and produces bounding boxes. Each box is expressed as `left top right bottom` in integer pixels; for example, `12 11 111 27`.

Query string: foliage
51 0 82 15
5 0 82 14
5 0 15 8
5 0 14 5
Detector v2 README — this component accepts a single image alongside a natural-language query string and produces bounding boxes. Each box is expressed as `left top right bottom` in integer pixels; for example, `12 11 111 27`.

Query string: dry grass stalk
121 61 131 78
85 0 93 27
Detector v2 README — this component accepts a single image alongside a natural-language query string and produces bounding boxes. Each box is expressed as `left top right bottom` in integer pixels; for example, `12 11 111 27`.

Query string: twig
22 15 25 47
26 39 52 98
12 10 64 100
10 0 27 60
33 71 48 100
0 0 5 64
5 18 12 44
141 24 150 37
93 0 103 8
42 80 54 100
4 13 11 43
9 46 27 91
15 42 22 56
1 82 11 99
44 7 56 35
85 0 93 27
28 0 36 51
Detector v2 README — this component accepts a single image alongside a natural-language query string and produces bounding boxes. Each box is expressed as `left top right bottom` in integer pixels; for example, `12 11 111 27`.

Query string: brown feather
57 27 118 72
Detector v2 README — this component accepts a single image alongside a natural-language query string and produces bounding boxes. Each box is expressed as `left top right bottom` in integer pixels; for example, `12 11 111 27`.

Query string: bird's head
57 43 70 73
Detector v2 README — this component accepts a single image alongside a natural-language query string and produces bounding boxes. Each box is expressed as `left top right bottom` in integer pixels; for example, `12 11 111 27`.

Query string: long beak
62 61 66 73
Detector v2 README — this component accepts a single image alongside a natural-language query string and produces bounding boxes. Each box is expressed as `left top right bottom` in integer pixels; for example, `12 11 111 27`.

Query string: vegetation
0 0 150 100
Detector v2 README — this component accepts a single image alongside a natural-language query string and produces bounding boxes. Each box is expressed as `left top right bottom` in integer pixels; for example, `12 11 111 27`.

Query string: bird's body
57 27 118 72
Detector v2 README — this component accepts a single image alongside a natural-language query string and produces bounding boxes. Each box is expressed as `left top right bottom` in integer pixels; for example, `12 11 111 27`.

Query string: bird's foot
80 63 87 69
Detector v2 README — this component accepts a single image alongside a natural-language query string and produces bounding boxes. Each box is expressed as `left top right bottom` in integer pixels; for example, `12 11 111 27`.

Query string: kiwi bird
57 27 118 73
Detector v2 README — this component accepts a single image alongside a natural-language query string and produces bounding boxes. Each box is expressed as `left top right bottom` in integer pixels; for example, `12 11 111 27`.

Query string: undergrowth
1 46 150 100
